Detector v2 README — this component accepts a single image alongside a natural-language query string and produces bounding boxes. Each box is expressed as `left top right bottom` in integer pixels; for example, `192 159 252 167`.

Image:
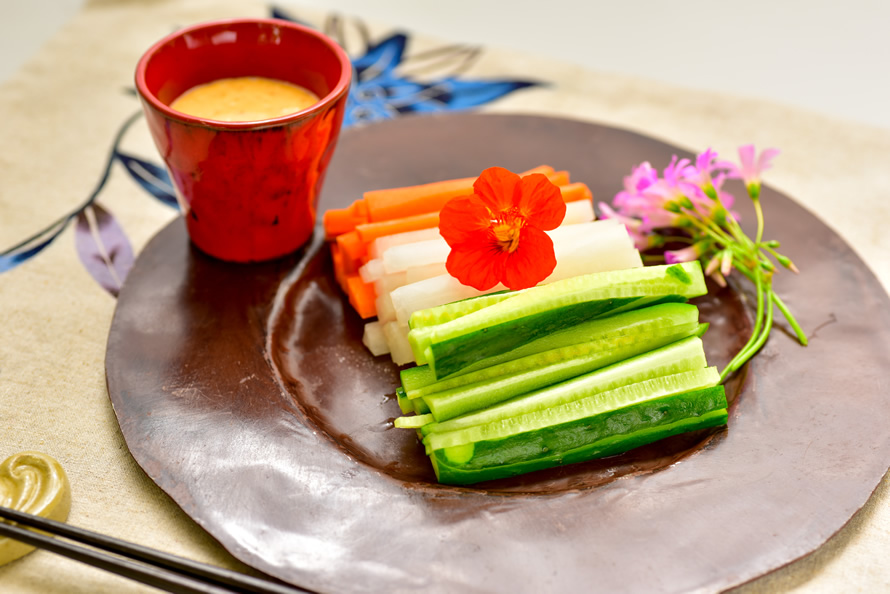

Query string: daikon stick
383 239 451 275
406 263 448 284
384 321 416 365
562 199 595 225
376 293 398 324
362 202 597 282
362 321 389 356
359 258 386 284
369 227 442 260
391 221 639 326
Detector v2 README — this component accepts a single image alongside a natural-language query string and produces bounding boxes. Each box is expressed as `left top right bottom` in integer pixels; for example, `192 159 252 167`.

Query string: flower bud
747 182 761 201
775 253 800 273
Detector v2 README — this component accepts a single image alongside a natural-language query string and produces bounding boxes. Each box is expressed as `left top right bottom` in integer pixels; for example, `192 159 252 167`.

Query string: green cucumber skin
400 302 700 392
431 386 727 485
423 338 711 438
400 365 437 393
408 290 516 330
396 387 413 415
430 296 675 378
422 323 698 421
413 262 706 377
409 291 521 363
397 386 430 414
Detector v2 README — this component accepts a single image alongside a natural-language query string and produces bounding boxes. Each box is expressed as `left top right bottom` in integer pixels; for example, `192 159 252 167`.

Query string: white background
2 0 888 131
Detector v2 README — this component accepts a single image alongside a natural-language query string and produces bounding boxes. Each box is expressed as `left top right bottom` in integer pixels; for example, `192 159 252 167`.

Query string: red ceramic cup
135 19 352 262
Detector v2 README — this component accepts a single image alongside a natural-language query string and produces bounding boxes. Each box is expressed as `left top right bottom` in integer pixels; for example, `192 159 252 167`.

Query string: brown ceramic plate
106 113 890 593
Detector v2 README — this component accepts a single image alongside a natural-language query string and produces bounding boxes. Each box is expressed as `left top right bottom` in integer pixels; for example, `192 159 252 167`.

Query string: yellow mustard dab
0 451 71 566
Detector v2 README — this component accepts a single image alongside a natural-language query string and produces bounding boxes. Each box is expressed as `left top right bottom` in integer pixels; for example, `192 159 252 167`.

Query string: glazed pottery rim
134 17 352 131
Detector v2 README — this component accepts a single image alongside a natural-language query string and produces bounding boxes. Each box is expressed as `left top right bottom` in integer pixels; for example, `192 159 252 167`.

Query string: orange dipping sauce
170 76 319 122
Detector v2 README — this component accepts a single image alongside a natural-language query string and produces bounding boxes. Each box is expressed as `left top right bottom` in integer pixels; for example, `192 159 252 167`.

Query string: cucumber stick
429 385 727 485
412 306 703 422
396 387 412 414
408 290 519 330
402 302 700 396
396 387 430 415
421 330 702 422
410 262 707 378
422 338 713 440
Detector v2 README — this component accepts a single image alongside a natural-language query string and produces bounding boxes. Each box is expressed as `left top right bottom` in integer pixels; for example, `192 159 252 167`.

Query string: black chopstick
0 506 312 594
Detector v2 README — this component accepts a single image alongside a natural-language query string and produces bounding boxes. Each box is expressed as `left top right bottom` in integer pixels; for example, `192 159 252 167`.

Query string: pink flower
664 244 701 265
642 156 707 210
683 149 718 184
708 172 735 210
720 144 780 199
662 155 691 186
639 207 684 233
614 162 659 209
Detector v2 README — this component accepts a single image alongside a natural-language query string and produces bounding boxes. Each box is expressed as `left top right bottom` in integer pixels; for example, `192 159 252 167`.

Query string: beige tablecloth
1 0 889 592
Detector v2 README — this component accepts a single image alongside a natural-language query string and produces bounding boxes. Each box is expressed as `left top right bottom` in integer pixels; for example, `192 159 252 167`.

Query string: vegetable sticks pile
324 166 589 317
324 167 643 364
391 262 728 485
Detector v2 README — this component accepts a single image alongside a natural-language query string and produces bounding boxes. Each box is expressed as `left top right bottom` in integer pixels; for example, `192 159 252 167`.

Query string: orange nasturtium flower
439 166 566 291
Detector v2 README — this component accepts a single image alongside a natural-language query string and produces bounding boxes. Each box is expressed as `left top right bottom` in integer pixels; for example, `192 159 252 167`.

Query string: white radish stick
391 221 640 326
362 321 389 356
384 321 416 365
369 227 442 260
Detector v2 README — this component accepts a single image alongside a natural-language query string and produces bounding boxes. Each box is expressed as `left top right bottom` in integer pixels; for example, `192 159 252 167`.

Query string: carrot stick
352 182 592 251
350 199 369 219
560 182 593 203
355 211 441 245
362 165 557 223
324 210 361 240
325 165 564 239
323 200 371 239
363 176 476 222
548 170 570 186
336 231 366 277
522 165 557 176
331 243 345 288
346 275 378 319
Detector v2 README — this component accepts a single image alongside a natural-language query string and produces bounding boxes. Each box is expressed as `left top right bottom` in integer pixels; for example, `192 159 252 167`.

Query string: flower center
491 215 524 253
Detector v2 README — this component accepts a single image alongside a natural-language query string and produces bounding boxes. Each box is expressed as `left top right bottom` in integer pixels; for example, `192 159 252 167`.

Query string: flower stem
720 269 766 380
753 197 765 245
770 292 808 346
683 217 740 257
731 261 807 347
720 289 774 381
684 207 737 247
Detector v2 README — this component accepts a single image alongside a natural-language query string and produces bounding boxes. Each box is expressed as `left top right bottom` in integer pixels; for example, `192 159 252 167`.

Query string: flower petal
472 166 521 213
445 233 504 291
501 226 556 290
438 194 491 247
756 148 780 175
737 144 757 179
625 162 658 194
598 202 641 230
664 244 699 265
516 173 566 230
